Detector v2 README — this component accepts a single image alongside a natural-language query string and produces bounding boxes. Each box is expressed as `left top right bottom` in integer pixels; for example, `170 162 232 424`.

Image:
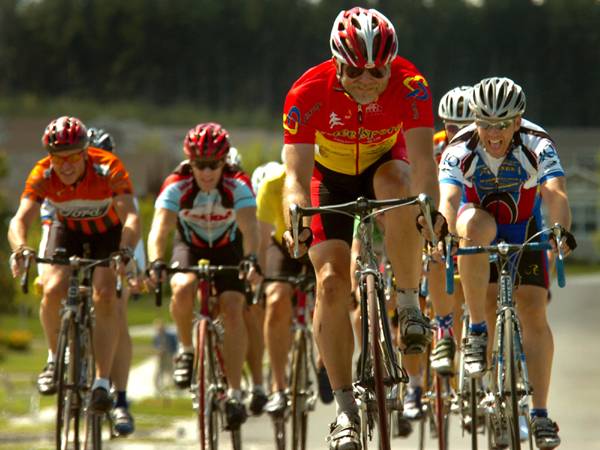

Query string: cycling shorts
457 205 548 289
44 220 121 265
170 232 246 295
265 236 307 278
310 150 408 246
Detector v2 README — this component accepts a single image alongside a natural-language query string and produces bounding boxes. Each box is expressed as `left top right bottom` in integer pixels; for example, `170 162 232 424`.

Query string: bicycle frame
290 194 437 450
446 226 567 450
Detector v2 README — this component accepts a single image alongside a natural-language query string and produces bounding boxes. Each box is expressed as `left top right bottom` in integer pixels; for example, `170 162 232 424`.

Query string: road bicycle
153 260 246 450
254 268 318 450
290 193 436 450
21 247 129 450
446 225 567 450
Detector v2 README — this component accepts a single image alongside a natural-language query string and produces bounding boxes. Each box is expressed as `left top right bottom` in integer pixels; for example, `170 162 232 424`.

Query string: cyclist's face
476 116 521 158
338 61 391 105
190 159 225 192
50 148 87 185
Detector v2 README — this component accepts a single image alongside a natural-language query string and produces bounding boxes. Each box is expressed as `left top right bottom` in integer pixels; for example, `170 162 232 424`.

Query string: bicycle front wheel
195 319 219 450
504 309 521 450
56 312 81 450
366 274 390 450
290 328 308 450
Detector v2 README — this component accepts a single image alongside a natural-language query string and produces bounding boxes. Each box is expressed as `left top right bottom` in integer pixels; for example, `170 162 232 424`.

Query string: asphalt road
4 275 599 449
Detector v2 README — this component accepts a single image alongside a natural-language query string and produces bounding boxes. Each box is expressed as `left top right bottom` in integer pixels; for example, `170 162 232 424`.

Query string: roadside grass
565 259 600 276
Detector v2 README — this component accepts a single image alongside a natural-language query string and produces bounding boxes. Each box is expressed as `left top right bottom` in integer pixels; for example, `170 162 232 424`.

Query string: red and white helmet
42 116 89 152
330 7 398 68
183 122 231 160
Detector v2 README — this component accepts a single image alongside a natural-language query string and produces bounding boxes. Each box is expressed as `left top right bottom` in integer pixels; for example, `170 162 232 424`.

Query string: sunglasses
444 122 470 135
344 64 388 79
50 151 85 167
190 159 225 171
475 119 515 130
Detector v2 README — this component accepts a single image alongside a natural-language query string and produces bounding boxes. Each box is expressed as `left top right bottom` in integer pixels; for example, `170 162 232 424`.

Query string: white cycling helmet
438 86 475 122
251 162 284 194
469 77 526 119
226 146 242 168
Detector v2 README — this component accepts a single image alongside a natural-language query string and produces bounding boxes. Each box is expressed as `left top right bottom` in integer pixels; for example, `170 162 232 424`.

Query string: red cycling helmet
42 116 89 153
183 122 231 160
330 7 398 68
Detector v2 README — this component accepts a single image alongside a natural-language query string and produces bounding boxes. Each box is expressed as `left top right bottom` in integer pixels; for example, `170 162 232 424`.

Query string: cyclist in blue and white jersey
146 122 261 430
430 77 576 448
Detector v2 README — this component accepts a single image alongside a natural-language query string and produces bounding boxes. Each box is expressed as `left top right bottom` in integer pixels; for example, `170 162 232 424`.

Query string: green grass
565 260 600 275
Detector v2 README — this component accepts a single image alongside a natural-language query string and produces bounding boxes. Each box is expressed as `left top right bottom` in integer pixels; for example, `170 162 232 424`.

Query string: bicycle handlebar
290 193 436 258
445 224 567 294
19 250 128 295
153 264 244 307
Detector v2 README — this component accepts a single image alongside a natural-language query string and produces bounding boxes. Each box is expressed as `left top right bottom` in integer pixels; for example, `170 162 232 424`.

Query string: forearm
241 223 260 257
545 196 572 231
147 228 168 262
283 176 311 228
119 213 141 250
411 159 440 205
8 218 29 251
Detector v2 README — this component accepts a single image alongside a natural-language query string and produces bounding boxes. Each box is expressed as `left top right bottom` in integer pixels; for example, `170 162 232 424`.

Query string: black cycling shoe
393 414 413 438
248 389 268 416
327 412 361 450
37 362 57 395
317 365 334 404
224 398 248 430
173 352 194 389
398 306 432 354
89 387 113 414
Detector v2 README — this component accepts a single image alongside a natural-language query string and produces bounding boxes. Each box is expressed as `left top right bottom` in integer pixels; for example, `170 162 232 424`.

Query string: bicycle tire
469 377 478 450
366 274 390 450
81 321 100 450
196 319 217 450
434 374 450 450
290 328 308 450
56 312 80 450
504 309 521 450
272 414 286 450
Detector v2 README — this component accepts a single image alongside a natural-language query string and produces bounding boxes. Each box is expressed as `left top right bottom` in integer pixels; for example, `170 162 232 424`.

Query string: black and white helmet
438 86 474 122
469 77 526 119
87 127 115 152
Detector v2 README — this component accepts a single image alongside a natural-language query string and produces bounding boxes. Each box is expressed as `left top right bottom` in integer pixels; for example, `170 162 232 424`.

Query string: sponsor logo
283 106 301 135
365 103 383 114
329 112 343 128
403 75 430 101
58 206 109 219
303 102 321 123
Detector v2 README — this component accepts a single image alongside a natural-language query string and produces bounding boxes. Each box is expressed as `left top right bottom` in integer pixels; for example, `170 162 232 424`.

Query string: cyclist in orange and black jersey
8 116 141 416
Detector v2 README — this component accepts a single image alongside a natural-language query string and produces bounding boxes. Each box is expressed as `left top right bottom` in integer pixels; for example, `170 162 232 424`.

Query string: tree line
0 0 598 126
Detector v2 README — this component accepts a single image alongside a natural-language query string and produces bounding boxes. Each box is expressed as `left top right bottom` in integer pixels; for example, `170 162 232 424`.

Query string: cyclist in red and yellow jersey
8 116 141 415
281 8 440 448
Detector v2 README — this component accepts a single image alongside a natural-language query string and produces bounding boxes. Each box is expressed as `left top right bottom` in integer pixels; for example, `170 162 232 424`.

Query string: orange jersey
283 58 434 175
433 129 449 165
22 147 133 235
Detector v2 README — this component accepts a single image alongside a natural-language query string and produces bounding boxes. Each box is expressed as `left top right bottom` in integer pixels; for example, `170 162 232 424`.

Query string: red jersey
283 58 434 175
22 147 133 235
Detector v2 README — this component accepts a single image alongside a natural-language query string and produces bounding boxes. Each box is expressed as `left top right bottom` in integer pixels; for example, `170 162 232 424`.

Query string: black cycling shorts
310 152 398 246
44 220 121 264
170 232 246 295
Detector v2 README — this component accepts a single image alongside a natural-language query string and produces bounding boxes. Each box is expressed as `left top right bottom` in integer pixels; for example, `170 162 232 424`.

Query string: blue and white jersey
438 119 564 226
156 163 256 248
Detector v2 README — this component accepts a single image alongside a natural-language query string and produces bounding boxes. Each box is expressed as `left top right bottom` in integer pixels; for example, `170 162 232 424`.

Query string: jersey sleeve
536 141 565 184
108 157 134 196
283 85 318 145
438 146 466 187
155 180 184 213
21 162 49 203
233 176 256 210
396 62 434 131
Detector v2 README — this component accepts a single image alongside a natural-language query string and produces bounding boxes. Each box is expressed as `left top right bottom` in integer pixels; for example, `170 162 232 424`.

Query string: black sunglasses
190 159 225 170
344 64 387 79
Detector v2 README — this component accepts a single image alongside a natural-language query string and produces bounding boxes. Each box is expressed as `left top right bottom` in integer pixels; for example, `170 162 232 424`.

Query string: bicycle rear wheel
81 322 100 450
504 309 520 450
56 313 81 450
366 274 390 450
434 374 450 450
291 328 308 450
